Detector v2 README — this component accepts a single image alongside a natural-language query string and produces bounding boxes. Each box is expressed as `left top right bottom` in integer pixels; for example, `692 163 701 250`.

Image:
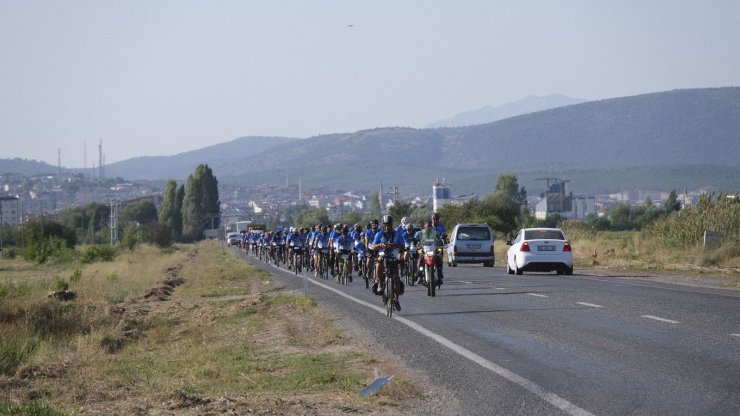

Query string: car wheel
483 261 493 267
514 260 523 275
506 263 514 275
565 266 573 275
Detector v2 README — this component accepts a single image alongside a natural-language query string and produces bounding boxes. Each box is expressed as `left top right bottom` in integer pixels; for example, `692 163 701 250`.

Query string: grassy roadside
1 241 421 415
493 231 740 289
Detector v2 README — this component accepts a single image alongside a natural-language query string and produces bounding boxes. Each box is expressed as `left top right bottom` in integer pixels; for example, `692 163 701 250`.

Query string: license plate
538 245 556 251
467 244 481 249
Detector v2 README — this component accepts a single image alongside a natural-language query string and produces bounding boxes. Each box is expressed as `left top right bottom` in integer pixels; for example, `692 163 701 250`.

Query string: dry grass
0 241 424 415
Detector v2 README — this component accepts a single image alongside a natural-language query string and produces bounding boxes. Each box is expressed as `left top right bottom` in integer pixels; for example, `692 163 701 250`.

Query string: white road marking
305 275 596 416
577 302 604 308
642 315 680 324
731 334 740 338
527 293 549 298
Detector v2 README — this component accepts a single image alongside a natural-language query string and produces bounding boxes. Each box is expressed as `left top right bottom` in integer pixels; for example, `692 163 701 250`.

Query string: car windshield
524 229 564 240
457 227 491 241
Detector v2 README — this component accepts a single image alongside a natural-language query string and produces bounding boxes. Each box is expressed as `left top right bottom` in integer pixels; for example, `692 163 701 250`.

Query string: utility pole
110 199 119 246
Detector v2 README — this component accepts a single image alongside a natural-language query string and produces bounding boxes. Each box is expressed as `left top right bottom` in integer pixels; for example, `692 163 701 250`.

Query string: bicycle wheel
363 260 370 289
429 265 436 297
343 259 350 285
385 272 394 318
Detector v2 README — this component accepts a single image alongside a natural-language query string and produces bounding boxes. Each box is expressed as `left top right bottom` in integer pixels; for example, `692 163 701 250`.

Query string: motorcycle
421 239 443 297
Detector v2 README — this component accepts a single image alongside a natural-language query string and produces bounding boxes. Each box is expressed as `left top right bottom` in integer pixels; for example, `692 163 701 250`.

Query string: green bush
1 246 17 259
22 236 77 265
49 277 69 292
148 222 174 248
121 224 146 250
79 244 117 264
643 194 740 249
69 268 82 283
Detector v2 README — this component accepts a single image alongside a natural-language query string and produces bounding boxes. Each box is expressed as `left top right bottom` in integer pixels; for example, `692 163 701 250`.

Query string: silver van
447 223 495 267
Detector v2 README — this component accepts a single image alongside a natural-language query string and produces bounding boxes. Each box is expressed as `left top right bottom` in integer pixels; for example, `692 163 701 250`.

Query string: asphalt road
236 248 740 416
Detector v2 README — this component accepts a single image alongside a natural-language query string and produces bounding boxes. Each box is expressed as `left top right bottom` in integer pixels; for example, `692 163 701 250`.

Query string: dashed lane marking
577 302 604 308
302 273 597 416
527 293 549 298
642 315 680 324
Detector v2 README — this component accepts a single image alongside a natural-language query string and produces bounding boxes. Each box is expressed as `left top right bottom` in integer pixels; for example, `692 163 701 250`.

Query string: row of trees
0 164 220 263
278 174 699 240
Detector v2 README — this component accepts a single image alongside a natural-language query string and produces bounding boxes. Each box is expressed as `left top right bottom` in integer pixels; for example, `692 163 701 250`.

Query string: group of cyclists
238 213 447 312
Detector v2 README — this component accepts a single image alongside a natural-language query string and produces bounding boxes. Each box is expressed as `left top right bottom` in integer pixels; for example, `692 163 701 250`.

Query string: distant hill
103 136 299 180
218 87 740 195
426 94 588 128
0 158 58 176
3 88 739 196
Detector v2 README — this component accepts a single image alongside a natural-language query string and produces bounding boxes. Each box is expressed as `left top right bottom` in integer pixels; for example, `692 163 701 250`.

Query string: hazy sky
2 1 739 167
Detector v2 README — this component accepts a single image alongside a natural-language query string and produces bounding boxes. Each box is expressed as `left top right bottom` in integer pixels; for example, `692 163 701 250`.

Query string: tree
495 174 527 207
159 180 182 241
608 203 633 230
664 190 681 213
58 202 110 244
121 199 158 226
368 192 382 219
389 201 413 222
181 164 220 241
295 208 330 229
174 184 185 241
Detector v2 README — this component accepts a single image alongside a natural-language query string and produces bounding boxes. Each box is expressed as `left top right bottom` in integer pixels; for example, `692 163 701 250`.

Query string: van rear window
457 227 491 241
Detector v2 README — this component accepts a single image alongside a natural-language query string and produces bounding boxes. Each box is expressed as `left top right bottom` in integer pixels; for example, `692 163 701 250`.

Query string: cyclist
364 219 380 276
431 212 447 284
328 223 341 277
369 215 407 311
335 225 354 281
313 225 330 277
353 224 367 276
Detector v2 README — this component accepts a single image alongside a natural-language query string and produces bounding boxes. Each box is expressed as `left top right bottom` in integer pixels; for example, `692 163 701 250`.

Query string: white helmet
401 217 411 228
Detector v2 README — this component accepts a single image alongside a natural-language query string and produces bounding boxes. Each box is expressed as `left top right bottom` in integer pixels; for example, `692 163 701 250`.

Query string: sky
2 1 740 167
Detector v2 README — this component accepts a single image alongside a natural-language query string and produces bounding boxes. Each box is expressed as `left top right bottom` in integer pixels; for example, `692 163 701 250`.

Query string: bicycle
338 250 352 285
293 247 304 275
381 255 400 317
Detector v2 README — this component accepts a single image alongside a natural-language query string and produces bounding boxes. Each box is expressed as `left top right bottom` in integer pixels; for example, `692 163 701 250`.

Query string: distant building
432 178 451 212
534 178 595 220
0 195 21 227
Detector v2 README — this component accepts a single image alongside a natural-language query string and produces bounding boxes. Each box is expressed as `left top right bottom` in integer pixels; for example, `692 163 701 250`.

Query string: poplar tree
181 164 220 241
159 179 182 241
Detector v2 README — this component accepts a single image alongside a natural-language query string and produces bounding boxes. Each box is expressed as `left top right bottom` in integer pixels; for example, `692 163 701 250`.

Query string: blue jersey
434 223 446 242
313 232 329 250
372 230 407 258
335 234 353 252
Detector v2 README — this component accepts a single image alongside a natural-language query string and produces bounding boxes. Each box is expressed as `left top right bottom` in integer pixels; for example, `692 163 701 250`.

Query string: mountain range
3 87 739 197
425 94 588 128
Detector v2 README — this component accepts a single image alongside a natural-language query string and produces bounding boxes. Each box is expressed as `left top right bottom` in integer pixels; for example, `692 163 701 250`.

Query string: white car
226 232 240 246
506 228 573 275
447 223 495 267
